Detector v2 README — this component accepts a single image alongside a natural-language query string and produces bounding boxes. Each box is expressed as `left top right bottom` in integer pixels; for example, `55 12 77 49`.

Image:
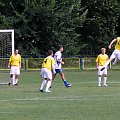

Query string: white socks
40 80 52 92
103 77 107 85
10 76 16 85
40 80 47 90
98 77 101 86
45 81 51 91
98 77 107 86
15 79 18 84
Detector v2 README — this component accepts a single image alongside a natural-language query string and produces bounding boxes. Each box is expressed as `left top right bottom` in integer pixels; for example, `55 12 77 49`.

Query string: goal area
0 29 14 84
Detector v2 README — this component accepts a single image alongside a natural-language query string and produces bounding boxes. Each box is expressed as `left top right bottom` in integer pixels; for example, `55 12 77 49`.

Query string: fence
0 57 120 71
25 58 80 70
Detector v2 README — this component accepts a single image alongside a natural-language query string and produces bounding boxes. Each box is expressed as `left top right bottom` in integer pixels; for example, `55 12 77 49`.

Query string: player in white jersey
52 45 71 87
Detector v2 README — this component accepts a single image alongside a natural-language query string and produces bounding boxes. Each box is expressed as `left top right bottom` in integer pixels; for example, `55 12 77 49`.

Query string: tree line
0 0 120 57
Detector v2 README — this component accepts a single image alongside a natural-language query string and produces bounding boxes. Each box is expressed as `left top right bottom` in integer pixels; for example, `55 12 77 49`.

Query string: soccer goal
0 29 14 84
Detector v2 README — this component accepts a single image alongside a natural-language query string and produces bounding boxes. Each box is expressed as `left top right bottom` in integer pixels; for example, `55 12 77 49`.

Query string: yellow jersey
96 54 109 66
9 54 21 66
42 56 55 71
115 37 120 50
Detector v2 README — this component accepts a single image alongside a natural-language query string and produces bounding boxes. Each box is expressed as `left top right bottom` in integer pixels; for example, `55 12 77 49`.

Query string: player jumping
8 49 21 85
52 45 71 88
101 37 120 71
40 50 56 93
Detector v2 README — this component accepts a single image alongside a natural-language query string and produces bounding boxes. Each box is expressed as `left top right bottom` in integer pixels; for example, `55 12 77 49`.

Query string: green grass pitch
0 70 120 120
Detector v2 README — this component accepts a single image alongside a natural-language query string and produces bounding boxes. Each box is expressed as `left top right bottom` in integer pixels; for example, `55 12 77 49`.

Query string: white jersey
54 51 62 69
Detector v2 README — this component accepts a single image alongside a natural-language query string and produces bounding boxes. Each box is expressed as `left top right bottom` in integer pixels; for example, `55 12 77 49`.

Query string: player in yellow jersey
8 49 21 85
101 37 120 71
40 50 56 93
96 48 109 87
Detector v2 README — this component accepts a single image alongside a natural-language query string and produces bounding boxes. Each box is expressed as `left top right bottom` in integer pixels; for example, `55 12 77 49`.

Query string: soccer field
0 70 120 120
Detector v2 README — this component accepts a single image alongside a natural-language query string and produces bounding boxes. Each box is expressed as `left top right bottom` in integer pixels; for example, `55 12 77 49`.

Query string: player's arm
19 56 22 69
108 39 117 49
8 61 11 68
52 64 56 74
57 58 64 64
96 56 99 69
19 61 21 69
56 54 64 64
8 56 12 68
96 62 99 69
52 59 56 74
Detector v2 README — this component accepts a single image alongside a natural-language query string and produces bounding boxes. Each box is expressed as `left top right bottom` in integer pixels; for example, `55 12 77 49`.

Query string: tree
81 0 120 55
0 0 88 56
49 0 88 56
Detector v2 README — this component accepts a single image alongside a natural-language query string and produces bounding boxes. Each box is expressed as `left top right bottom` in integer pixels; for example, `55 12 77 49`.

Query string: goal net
0 29 14 84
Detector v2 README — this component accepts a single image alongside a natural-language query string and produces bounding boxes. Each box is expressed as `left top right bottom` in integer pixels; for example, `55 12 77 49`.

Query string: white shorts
10 66 20 75
98 66 107 76
110 50 120 59
40 68 52 80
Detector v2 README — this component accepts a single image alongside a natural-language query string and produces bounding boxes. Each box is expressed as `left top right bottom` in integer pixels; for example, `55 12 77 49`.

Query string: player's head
48 50 53 56
58 45 63 52
14 49 19 55
101 48 106 54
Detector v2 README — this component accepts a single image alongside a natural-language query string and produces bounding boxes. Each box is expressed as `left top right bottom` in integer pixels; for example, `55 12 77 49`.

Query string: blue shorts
55 69 63 73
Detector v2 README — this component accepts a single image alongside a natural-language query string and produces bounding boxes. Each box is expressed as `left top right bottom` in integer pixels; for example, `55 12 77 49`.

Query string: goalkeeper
8 49 21 85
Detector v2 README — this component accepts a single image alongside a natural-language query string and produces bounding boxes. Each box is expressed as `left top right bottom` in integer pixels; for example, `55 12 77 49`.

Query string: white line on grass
72 81 120 84
0 98 102 102
0 112 17 114
0 94 120 102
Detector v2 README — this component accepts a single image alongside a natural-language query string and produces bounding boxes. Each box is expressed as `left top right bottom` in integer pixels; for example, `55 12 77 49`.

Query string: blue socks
63 79 68 87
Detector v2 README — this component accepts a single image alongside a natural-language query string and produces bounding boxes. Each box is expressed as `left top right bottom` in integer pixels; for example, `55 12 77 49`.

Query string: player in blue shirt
52 45 71 87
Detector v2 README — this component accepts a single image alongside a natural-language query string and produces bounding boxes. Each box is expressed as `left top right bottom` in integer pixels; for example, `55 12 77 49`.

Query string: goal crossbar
0 29 14 32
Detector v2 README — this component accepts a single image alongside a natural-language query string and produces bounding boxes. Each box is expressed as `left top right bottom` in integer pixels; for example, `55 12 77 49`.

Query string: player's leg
117 51 120 61
40 68 47 92
8 66 15 85
112 50 120 65
58 70 71 87
50 73 57 87
45 79 52 92
98 66 103 87
40 78 47 92
15 74 19 85
8 74 13 85
45 69 52 92
98 75 102 87
103 68 108 86
40 68 52 92
113 58 118 65
52 73 57 81
14 67 20 85
101 52 115 71
103 75 108 86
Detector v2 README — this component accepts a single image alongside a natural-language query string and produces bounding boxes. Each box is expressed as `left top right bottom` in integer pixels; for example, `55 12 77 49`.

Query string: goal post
0 29 14 84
